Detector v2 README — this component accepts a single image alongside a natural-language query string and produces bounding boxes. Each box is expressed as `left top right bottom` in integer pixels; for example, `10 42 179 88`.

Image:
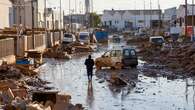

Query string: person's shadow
86 81 94 109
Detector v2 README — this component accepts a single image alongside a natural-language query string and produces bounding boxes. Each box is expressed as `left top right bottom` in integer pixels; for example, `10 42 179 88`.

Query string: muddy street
38 45 195 110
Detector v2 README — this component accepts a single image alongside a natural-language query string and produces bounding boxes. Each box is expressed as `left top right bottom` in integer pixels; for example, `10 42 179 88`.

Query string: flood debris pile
0 65 22 80
0 65 48 90
44 45 72 59
61 42 94 54
128 36 195 76
0 65 84 110
108 73 127 87
159 43 195 75
44 42 95 59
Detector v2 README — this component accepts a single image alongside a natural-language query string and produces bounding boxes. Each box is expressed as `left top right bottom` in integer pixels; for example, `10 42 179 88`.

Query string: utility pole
158 0 161 34
75 0 77 14
185 0 188 37
31 0 35 49
63 10 65 30
44 0 47 28
60 0 62 29
69 0 71 32
192 0 195 41
91 0 94 27
150 0 152 28
143 0 146 28
134 0 137 29
52 10 54 45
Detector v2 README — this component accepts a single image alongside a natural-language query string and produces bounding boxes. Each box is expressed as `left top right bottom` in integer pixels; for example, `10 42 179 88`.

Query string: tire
96 66 101 70
115 62 122 69
131 65 137 68
111 66 115 70
96 61 102 70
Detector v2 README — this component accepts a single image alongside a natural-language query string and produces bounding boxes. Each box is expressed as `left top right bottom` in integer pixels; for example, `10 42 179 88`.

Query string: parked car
135 32 146 37
95 47 138 70
112 35 123 44
149 36 165 46
63 33 76 44
79 32 90 44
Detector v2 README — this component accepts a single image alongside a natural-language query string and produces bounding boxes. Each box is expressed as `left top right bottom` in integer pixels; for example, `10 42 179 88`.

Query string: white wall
0 0 12 28
164 7 177 21
101 10 160 30
177 5 195 19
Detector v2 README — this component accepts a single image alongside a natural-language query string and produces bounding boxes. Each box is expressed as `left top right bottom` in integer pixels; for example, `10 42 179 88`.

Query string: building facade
9 0 62 29
177 4 195 27
0 0 12 28
101 9 162 30
164 7 177 21
163 7 177 31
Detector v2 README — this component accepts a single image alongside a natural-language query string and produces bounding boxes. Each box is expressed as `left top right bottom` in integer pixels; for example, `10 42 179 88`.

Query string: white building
177 4 195 27
0 0 12 28
101 9 161 30
9 0 62 29
164 7 177 21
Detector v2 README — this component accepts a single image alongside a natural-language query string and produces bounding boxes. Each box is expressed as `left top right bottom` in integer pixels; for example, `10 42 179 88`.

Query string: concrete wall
16 34 46 57
0 0 12 28
53 31 61 46
34 34 46 51
0 38 15 64
0 32 60 65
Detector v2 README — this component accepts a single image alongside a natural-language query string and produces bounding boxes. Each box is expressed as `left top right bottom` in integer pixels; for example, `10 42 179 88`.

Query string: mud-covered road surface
39 46 195 110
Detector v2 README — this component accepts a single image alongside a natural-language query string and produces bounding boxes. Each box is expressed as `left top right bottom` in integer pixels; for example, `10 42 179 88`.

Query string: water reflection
86 81 94 109
39 54 195 110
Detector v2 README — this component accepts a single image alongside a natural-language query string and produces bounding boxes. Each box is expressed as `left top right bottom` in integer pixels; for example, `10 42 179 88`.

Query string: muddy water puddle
39 51 195 110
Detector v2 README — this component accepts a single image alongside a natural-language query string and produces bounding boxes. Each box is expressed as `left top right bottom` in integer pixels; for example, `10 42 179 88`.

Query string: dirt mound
138 41 195 76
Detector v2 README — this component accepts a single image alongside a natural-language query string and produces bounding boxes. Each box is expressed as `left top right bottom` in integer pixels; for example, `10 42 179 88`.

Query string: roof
79 32 90 35
103 9 161 16
104 9 161 13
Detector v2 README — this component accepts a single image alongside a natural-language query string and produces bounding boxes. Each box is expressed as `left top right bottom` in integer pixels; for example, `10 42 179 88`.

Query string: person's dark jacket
85 58 94 71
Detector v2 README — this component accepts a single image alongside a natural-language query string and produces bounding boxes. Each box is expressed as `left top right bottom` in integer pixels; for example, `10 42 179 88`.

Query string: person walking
85 55 94 81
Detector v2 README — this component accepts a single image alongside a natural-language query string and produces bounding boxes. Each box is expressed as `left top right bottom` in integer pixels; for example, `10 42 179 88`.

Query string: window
138 20 144 23
124 50 130 56
123 49 136 57
115 21 119 24
131 50 136 56
111 50 122 57
109 21 112 26
104 51 110 57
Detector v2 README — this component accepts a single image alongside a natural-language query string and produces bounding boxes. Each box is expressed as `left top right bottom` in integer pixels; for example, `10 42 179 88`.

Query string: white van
63 33 76 44
79 32 90 44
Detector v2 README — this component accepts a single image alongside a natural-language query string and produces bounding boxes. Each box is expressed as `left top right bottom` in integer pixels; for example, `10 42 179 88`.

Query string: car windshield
80 35 89 40
113 38 121 43
151 38 164 43
111 50 122 57
64 34 72 38
123 49 136 57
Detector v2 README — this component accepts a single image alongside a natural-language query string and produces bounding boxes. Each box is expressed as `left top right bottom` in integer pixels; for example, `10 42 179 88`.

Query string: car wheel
96 61 102 70
111 66 115 70
115 62 122 69
96 66 101 70
131 65 137 68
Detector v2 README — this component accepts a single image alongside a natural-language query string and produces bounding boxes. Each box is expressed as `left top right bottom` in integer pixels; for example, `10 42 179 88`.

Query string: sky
47 0 188 14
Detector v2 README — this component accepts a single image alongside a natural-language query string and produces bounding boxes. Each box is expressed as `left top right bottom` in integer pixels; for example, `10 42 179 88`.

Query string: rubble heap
137 39 195 76
44 42 95 59
0 65 84 110
44 45 72 59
